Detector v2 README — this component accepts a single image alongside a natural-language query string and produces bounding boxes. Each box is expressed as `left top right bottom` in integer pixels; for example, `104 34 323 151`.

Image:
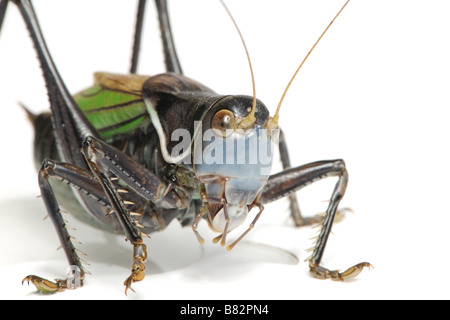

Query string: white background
0 0 449 300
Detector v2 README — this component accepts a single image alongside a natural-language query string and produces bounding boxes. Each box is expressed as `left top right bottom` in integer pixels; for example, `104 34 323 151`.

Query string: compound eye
211 109 235 137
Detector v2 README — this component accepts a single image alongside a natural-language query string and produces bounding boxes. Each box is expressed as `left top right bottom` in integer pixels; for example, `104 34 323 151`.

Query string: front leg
259 159 372 280
81 136 170 293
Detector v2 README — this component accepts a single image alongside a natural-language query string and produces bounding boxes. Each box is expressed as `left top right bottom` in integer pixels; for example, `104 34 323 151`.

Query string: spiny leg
131 0 183 74
259 159 372 280
82 136 173 294
12 0 120 245
23 160 88 293
14 0 98 168
123 242 147 295
22 140 162 294
305 162 371 280
130 0 147 74
154 0 183 74
22 158 141 292
13 0 103 223
12 0 154 294
22 157 152 293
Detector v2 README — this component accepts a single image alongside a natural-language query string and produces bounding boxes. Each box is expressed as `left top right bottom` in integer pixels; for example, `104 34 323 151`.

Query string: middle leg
81 136 183 294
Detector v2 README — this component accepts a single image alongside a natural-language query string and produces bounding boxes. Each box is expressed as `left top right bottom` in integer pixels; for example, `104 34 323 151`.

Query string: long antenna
219 0 257 129
268 0 351 128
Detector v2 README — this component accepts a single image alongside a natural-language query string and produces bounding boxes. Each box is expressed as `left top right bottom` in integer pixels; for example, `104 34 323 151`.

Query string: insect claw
123 245 146 295
106 209 115 216
124 284 136 296
22 277 30 286
309 261 373 281
21 275 65 293
337 262 373 280
43 215 49 220
56 245 62 251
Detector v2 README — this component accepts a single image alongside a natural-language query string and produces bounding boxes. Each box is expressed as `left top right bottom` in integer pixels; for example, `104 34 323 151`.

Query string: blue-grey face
193 96 279 233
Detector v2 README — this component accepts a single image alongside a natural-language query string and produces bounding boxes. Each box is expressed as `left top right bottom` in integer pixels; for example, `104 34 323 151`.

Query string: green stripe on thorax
73 72 151 139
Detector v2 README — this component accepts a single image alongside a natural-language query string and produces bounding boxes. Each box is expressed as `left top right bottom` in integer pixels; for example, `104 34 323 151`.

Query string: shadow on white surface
0 194 304 299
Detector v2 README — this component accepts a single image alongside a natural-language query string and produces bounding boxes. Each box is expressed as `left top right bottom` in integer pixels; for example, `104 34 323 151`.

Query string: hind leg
22 160 96 293
278 130 348 227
